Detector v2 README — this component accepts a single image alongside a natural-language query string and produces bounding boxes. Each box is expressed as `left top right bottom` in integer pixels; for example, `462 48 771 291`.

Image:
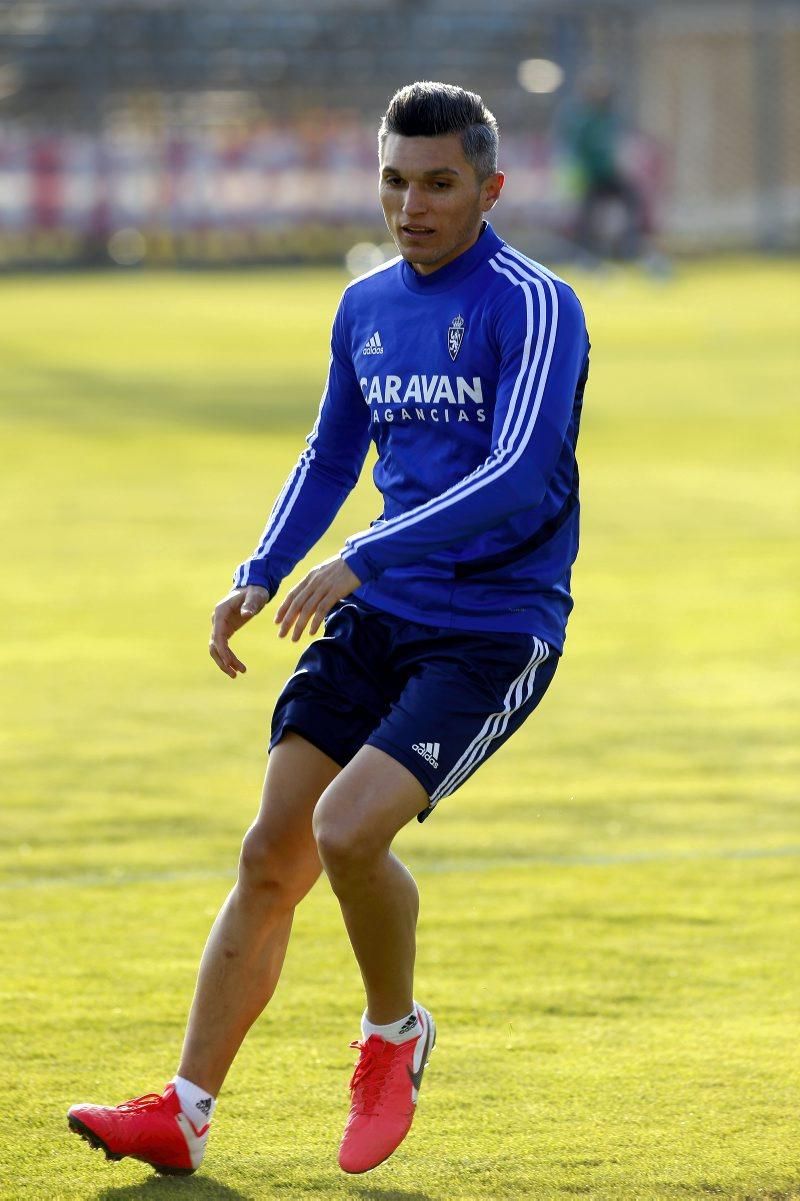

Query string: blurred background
0 0 798 271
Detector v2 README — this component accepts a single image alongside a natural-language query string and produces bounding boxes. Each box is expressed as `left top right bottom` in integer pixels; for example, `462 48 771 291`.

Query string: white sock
171 1075 216 1126
361 1004 421 1044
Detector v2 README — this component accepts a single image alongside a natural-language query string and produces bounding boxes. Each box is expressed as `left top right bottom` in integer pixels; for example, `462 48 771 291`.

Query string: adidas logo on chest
362 330 383 355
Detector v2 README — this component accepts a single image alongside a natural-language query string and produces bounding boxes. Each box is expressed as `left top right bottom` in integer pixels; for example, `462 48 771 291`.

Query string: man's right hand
209 585 270 678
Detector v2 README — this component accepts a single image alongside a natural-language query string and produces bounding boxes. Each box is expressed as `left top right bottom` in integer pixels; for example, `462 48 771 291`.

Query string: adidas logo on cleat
412 742 440 769
362 330 384 355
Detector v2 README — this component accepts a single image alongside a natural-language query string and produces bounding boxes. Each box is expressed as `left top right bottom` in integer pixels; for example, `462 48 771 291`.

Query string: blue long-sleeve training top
234 222 590 652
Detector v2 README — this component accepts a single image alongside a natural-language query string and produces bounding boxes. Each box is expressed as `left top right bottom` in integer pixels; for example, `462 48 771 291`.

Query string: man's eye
432 181 451 190
385 177 403 187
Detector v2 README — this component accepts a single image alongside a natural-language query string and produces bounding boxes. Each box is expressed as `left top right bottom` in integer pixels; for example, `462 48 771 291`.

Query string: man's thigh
267 599 559 826
257 732 341 825
313 745 429 854
268 599 400 769
367 631 559 821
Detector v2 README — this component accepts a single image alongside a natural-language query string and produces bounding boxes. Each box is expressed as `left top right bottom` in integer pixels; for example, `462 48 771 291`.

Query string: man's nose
402 184 427 217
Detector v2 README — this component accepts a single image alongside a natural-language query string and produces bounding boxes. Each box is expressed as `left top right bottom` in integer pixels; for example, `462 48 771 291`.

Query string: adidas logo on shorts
412 742 440 769
362 330 384 355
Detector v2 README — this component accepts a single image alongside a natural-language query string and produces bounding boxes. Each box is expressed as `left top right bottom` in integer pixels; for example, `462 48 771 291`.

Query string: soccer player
68 81 590 1177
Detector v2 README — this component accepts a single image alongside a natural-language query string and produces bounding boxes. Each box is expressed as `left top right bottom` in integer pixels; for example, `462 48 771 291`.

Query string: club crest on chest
447 315 465 361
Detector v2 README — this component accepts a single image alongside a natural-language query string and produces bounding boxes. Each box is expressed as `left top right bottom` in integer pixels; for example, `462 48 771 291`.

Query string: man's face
379 132 504 275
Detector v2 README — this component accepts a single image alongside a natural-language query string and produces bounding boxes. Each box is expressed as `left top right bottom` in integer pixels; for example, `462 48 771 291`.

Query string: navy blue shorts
270 597 559 821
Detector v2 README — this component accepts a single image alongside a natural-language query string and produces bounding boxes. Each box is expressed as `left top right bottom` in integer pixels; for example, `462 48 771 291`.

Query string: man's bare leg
312 747 428 1025
178 733 340 1096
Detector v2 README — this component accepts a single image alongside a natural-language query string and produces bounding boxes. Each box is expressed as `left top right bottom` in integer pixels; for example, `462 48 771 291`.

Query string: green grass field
1 259 798 1201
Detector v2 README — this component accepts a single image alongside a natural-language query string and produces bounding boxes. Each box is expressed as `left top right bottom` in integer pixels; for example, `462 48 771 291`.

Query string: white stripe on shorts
429 638 550 808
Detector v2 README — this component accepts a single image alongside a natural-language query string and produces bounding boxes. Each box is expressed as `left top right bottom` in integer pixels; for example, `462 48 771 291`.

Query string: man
68 81 589 1178
560 72 644 260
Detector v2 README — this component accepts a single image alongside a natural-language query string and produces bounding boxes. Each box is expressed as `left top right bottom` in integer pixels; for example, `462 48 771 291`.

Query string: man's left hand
275 556 362 642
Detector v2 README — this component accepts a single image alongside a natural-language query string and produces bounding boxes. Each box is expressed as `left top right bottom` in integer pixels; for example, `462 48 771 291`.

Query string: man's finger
219 640 247 673
276 601 294 638
275 580 306 625
290 592 326 642
209 642 237 679
286 593 319 640
290 613 309 642
226 650 247 674
278 590 312 641
274 592 292 624
308 594 336 637
278 585 315 639
210 634 247 676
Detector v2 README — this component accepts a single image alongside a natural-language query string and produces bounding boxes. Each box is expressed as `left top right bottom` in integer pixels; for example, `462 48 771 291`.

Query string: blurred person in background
68 81 589 1180
560 70 646 261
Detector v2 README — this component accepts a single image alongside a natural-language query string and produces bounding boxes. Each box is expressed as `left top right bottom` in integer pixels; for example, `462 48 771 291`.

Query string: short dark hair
379 81 499 181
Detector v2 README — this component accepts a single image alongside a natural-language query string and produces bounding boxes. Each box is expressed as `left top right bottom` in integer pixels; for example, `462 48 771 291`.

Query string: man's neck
409 222 487 276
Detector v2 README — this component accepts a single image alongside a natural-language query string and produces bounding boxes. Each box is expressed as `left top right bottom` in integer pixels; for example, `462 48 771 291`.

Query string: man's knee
238 818 316 906
238 823 287 892
312 787 384 880
313 750 427 880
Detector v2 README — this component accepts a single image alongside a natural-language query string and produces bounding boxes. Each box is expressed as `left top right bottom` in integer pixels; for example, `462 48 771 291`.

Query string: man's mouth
400 225 435 238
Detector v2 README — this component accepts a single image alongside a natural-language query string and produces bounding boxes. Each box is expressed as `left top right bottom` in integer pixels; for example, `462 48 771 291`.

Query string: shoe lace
116 1093 165 1113
348 1039 394 1117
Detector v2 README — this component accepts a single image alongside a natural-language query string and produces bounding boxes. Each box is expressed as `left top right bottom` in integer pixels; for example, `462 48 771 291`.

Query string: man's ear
481 171 505 212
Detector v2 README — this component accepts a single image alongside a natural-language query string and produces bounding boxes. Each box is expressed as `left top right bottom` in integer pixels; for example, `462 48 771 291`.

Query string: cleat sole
67 1114 195 1176
68 1115 123 1161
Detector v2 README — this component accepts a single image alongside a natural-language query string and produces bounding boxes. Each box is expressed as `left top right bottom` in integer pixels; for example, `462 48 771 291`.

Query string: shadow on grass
94 1179 434 1201
351 1190 433 1201
96 1177 250 1201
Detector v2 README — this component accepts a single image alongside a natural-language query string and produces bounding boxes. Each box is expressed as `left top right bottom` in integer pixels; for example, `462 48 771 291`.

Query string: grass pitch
0 258 798 1200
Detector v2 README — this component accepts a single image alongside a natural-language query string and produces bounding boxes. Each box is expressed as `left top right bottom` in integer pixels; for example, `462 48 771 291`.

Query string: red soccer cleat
338 1005 436 1174
67 1083 209 1176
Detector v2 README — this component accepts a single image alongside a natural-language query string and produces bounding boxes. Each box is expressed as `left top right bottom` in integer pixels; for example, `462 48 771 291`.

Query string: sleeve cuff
232 559 276 596
341 546 376 585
